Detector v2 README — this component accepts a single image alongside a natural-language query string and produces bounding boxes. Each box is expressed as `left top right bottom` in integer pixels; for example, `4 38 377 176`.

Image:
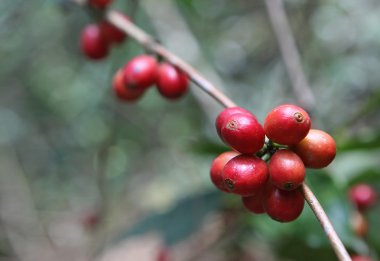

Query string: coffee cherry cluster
112 55 189 102
210 104 337 222
80 0 129 60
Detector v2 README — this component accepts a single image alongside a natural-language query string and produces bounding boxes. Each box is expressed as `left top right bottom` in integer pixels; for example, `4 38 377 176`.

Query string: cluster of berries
210 104 337 222
80 0 129 60
112 55 189 102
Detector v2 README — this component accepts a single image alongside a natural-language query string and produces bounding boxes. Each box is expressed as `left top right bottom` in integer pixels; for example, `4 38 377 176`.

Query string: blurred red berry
242 193 265 214
210 151 240 192
99 19 128 44
80 24 109 60
88 0 113 9
349 184 377 211
351 255 373 261
113 69 144 101
156 63 189 99
123 55 158 90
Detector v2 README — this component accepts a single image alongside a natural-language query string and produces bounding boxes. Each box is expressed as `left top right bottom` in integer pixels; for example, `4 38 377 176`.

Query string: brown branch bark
264 0 316 112
70 3 350 260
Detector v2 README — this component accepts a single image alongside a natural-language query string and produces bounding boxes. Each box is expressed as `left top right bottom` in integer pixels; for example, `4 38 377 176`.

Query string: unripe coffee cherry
80 24 109 60
99 19 128 44
264 104 311 145
215 107 254 139
113 69 144 101
268 149 305 191
242 194 265 214
222 155 268 196
221 113 265 154
210 151 239 192
292 129 336 168
349 184 377 211
88 0 113 9
351 255 373 261
123 55 158 90
263 184 304 222
156 63 189 99
350 210 368 238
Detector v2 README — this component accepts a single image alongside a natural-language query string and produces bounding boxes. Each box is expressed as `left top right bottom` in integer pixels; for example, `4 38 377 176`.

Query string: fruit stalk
71 2 350 260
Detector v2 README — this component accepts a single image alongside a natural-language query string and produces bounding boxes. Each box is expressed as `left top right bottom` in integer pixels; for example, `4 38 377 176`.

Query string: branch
302 184 351 261
264 0 316 112
71 4 350 261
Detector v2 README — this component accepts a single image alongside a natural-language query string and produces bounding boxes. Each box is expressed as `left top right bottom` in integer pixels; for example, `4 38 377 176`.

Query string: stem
71 3 350 260
302 184 351 261
264 0 315 112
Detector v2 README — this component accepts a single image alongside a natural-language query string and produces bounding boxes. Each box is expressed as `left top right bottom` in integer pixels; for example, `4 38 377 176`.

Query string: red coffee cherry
263 183 304 222
349 184 377 211
80 24 109 60
268 149 305 191
112 69 144 101
351 255 373 261
210 151 240 192
99 19 128 44
220 113 265 154
156 63 189 99
88 0 113 9
264 104 311 145
242 193 265 214
222 155 268 196
123 55 158 90
292 129 336 169
215 107 254 139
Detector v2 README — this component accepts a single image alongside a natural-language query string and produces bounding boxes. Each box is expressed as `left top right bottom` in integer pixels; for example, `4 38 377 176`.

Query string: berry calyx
156 63 189 99
268 149 305 191
210 151 239 192
99 19 127 44
215 107 254 139
264 104 311 145
242 193 265 214
88 0 113 9
123 55 158 90
80 24 109 60
263 183 304 222
292 129 336 169
222 155 268 196
349 184 377 211
220 113 265 154
112 69 144 101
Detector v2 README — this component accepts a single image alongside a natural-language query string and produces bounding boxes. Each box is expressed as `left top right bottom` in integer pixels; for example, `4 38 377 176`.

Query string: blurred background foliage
0 0 380 260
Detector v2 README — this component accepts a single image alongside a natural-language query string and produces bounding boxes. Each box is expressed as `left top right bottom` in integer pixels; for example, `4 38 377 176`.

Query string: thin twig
302 184 351 261
70 3 350 260
264 0 316 112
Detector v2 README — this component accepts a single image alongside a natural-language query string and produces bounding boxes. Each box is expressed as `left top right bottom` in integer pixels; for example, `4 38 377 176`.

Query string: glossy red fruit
156 63 189 99
80 24 109 60
292 129 336 169
99 18 128 44
210 151 240 192
263 184 304 222
113 69 144 101
220 113 265 154
349 184 377 211
269 149 305 191
264 104 311 145
123 55 158 90
215 107 254 139
351 255 373 261
222 155 268 196
88 0 113 9
242 193 265 214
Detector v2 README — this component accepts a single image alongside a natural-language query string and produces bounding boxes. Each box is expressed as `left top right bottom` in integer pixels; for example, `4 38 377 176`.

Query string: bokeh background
1 0 380 260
